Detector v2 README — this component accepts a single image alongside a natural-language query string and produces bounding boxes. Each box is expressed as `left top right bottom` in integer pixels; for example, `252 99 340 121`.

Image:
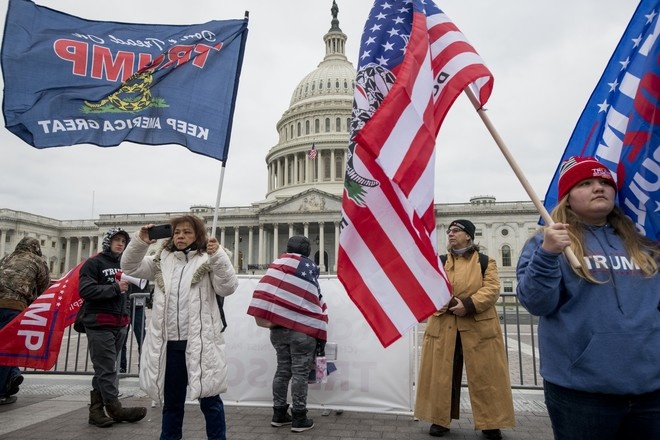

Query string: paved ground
0 375 553 439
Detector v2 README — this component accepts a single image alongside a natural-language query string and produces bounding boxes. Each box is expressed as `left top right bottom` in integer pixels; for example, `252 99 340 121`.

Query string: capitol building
0 5 542 296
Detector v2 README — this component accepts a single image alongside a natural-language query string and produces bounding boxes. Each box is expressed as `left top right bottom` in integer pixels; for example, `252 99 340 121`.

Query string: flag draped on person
337 0 493 347
247 253 328 340
543 0 660 241
1 0 248 163
0 261 84 370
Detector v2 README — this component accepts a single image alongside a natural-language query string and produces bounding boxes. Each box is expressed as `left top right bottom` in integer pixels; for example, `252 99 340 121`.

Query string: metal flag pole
211 163 227 238
462 87 581 268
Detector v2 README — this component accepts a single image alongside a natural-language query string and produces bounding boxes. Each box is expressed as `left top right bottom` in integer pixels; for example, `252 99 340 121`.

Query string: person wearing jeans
121 215 238 440
247 235 328 433
161 341 226 439
517 156 659 439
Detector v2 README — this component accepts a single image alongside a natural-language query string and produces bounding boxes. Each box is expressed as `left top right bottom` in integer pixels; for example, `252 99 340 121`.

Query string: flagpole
463 87 581 268
211 163 227 239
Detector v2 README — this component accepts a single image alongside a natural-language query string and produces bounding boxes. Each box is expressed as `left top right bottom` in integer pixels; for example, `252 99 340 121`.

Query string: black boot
105 399 147 423
271 404 293 427
291 409 314 433
88 390 114 428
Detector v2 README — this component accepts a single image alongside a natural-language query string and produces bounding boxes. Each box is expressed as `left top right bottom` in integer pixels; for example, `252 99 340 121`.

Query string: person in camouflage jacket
0 237 50 405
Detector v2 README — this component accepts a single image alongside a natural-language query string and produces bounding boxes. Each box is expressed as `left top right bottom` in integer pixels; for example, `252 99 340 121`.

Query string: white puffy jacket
121 232 238 402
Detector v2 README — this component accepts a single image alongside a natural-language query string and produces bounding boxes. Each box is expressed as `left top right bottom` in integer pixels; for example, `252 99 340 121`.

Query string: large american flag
338 0 493 347
247 253 328 340
543 0 660 242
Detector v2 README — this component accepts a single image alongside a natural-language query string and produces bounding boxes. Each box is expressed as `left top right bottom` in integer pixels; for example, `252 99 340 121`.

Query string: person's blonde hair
551 197 658 282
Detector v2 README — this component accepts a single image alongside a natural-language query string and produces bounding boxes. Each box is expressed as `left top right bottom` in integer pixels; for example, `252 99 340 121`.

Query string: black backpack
440 252 488 278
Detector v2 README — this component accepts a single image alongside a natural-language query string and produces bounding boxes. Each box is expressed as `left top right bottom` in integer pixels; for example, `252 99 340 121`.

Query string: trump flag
1 0 248 162
543 0 660 241
338 0 493 347
0 261 84 370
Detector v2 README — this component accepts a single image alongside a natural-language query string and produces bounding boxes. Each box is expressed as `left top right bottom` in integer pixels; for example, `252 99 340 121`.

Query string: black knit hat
449 219 476 240
286 235 311 257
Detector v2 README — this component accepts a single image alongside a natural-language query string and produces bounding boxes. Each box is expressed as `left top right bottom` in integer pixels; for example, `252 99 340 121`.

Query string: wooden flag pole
463 87 581 268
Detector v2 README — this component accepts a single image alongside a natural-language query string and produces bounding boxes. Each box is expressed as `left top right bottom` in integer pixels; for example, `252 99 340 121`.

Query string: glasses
446 228 463 235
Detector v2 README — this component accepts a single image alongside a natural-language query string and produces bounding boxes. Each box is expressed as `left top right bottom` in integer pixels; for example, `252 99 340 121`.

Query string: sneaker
429 424 450 437
482 429 503 440
0 396 18 405
6 375 24 396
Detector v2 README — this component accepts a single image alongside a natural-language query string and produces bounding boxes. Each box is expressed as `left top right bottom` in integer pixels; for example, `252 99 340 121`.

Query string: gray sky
0 0 638 219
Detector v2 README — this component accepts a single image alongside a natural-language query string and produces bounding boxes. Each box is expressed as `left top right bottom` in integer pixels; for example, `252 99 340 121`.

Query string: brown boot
105 399 147 423
88 390 114 428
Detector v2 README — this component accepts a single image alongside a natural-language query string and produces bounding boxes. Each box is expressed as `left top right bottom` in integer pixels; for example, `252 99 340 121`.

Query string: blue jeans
544 380 660 440
161 341 226 440
0 309 22 399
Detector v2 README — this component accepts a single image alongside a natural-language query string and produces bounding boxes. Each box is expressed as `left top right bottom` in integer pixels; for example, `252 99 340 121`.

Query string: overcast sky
0 0 639 220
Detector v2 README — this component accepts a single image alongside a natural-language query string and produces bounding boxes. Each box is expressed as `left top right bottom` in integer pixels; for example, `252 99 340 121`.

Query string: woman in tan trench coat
414 219 515 439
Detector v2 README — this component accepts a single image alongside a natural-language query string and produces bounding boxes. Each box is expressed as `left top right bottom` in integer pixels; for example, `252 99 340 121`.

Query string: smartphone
148 224 172 240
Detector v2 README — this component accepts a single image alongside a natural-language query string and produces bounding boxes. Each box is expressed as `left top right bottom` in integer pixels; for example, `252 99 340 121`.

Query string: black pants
86 326 128 403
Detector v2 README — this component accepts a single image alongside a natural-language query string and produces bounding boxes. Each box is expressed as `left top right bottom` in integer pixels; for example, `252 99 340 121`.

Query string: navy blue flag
1 0 248 162
543 0 660 241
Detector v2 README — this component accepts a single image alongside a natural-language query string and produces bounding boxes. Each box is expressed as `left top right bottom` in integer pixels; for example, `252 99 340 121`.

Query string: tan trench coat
414 251 515 430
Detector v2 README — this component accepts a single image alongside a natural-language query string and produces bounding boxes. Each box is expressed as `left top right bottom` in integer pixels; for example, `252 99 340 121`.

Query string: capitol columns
288 223 294 237
318 221 325 272
76 237 83 264
233 227 240 270
303 222 310 237
258 223 265 266
64 237 71 272
334 221 340 272
273 223 279 259
248 227 254 269
0 229 6 257
220 227 226 248
88 236 96 258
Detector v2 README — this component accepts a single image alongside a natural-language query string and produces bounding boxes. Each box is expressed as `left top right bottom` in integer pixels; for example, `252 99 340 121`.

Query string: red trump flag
338 0 493 347
0 261 84 370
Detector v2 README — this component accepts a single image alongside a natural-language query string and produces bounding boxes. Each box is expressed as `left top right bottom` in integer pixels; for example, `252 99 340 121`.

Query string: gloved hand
315 339 326 356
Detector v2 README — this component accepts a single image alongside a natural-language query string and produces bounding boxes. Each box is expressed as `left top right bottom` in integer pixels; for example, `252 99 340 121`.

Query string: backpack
440 252 488 278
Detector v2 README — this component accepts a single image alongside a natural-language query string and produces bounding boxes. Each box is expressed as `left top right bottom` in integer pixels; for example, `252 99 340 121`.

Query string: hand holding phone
148 224 172 240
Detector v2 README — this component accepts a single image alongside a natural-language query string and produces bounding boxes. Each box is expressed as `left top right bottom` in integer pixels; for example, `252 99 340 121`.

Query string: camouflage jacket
0 237 50 311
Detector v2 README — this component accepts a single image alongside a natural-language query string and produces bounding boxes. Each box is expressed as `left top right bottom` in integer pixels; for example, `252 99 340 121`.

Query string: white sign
222 276 415 414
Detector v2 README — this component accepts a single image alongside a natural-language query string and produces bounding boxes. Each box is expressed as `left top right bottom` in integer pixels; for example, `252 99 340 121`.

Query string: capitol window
501 245 512 267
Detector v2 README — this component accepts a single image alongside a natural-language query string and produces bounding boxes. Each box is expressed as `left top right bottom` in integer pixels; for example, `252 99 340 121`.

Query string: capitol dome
264 1 355 202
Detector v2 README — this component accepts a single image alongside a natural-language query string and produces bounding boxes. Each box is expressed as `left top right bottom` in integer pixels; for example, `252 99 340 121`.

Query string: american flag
308 143 318 160
338 0 493 347
247 253 328 340
543 0 660 241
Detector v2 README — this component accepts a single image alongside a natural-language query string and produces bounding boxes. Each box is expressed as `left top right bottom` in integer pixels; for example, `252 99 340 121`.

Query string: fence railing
22 293 543 390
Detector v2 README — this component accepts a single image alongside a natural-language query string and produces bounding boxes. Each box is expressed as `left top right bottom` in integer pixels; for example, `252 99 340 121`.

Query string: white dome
290 59 356 106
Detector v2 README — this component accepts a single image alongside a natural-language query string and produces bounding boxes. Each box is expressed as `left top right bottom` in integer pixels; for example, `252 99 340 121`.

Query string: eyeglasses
446 228 463 235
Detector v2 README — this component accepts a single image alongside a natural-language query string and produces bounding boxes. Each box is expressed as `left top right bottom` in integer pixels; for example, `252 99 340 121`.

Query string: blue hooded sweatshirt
516 224 659 395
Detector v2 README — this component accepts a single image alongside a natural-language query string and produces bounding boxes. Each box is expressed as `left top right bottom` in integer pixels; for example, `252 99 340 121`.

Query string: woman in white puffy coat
121 215 238 440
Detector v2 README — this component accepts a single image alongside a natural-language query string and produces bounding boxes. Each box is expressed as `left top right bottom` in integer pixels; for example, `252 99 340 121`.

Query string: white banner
222 276 415 414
